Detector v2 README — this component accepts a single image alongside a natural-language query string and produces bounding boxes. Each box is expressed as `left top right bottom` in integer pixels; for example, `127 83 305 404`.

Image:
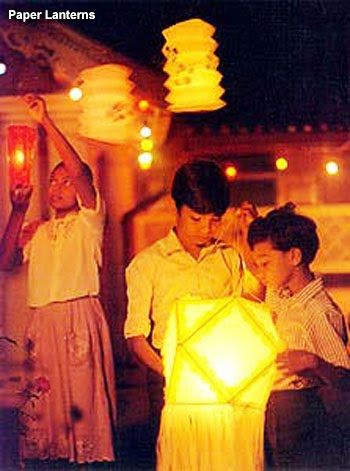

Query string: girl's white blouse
23 193 105 307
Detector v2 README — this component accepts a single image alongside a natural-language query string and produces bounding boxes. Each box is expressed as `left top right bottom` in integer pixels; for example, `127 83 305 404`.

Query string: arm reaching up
23 94 96 209
0 185 32 270
234 201 265 300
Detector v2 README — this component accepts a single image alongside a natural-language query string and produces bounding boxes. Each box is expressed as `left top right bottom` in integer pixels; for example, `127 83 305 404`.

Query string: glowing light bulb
275 157 288 171
225 165 237 180
69 87 83 101
138 152 153 170
138 100 149 111
0 63 7 75
140 138 154 152
14 149 25 166
140 126 152 138
325 161 339 176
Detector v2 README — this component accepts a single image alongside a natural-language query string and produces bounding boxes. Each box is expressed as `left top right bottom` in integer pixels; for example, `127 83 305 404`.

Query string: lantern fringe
157 404 264 471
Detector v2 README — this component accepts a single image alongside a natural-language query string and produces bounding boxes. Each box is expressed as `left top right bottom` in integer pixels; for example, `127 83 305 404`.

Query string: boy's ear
289 247 302 266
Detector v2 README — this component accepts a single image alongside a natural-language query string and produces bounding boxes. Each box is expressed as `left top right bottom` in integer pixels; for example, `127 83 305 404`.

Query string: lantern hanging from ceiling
158 296 284 471
7 125 37 187
77 64 137 144
162 18 226 112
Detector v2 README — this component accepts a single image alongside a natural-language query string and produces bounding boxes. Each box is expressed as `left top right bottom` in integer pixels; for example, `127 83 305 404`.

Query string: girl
0 95 116 464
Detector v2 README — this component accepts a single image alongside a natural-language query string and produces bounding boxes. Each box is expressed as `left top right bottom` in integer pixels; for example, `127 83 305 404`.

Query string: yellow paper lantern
77 64 137 144
158 296 284 471
162 18 226 112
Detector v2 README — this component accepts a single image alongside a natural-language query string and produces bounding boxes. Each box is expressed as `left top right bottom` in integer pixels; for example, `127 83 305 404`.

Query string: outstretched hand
10 184 33 213
232 200 258 248
276 349 318 376
22 94 48 124
235 201 259 231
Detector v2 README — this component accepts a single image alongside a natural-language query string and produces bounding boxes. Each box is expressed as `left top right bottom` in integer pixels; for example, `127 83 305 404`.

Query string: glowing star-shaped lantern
162 18 226 112
77 64 137 144
7 125 37 187
158 296 284 471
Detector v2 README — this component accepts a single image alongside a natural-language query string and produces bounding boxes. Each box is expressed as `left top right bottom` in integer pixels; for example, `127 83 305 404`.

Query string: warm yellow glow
140 138 154 152
163 296 284 405
69 87 83 101
225 165 237 180
275 157 288 171
159 296 283 471
78 64 136 144
138 152 153 170
14 149 25 167
325 160 339 175
140 126 152 138
162 18 226 112
162 18 215 45
138 99 150 111
7 125 37 187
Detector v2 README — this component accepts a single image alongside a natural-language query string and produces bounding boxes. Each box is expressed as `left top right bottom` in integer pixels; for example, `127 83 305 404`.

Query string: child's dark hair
247 202 319 265
51 161 93 183
171 159 230 216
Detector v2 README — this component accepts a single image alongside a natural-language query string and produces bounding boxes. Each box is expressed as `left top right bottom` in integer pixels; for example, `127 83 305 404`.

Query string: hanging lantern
7 125 37 187
77 64 137 144
158 296 284 471
162 18 226 112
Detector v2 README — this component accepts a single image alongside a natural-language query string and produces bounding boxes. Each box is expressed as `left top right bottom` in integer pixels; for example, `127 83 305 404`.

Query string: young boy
248 202 350 468
124 159 259 467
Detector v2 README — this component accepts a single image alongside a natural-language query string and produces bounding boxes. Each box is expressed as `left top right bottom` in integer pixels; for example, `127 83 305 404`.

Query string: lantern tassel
157 404 265 471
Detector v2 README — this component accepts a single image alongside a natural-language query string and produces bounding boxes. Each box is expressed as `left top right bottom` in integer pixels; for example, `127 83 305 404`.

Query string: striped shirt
266 277 350 390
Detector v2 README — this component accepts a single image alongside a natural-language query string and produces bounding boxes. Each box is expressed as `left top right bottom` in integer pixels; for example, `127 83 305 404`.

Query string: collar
162 229 231 256
278 276 324 305
52 211 79 223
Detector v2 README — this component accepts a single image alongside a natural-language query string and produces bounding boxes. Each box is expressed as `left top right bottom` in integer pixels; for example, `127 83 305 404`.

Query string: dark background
2 0 349 127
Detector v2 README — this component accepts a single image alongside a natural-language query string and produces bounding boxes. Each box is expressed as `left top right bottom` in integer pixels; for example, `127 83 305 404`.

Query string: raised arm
234 201 265 300
0 185 32 270
23 94 96 209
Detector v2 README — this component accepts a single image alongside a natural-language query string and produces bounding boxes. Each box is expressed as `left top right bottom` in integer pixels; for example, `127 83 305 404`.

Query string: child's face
48 166 78 215
176 205 222 249
252 239 295 289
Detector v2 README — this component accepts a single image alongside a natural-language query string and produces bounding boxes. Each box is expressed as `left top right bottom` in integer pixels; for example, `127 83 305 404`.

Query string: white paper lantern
158 296 284 471
162 18 226 112
77 64 137 144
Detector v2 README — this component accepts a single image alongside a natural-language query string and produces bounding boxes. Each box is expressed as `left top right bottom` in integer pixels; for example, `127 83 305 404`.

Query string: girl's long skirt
20 296 117 463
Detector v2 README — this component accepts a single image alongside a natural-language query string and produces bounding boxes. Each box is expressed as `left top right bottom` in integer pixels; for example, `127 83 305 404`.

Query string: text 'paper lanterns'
7 125 37 187
158 296 284 471
162 18 226 112
77 64 137 144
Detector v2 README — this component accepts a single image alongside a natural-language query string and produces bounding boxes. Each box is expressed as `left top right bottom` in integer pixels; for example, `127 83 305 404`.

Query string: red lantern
7 125 37 187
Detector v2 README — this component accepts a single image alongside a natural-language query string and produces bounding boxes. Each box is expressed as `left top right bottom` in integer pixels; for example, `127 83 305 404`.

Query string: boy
248 202 350 468
124 159 257 467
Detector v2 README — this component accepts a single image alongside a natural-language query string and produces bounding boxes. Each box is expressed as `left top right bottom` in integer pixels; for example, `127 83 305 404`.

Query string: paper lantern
77 64 137 144
162 18 226 112
7 125 37 187
158 296 284 471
